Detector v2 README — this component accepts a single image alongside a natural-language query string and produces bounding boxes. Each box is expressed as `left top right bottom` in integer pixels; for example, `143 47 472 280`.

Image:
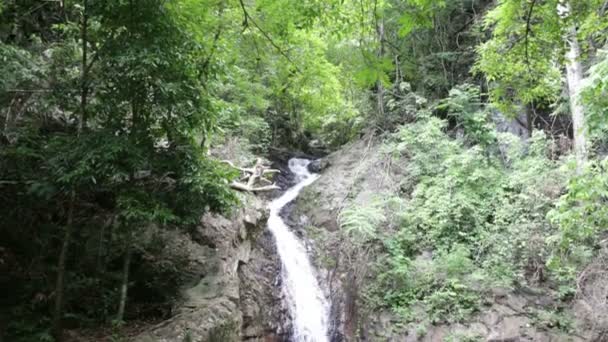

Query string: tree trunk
96 217 113 275
78 0 88 132
376 18 385 126
52 191 75 342
525 104 534 138
3 98 15 135
562 3 587 172
116 246 132 323
52 4 88 337
394 55 401 84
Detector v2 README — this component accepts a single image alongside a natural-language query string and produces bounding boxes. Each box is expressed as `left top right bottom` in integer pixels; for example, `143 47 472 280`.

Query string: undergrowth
348 85 608 326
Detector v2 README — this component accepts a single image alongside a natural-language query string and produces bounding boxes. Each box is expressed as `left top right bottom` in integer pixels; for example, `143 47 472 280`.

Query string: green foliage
371 96 571 324
529 308 575 333
376 243 482 324
0 0 240 338
475 0 606 115
383 82 428 127
373 117 494 321
480 131 569 286
3 0 608 338
200 0 364 150
354 54 393 88
435 84 496 146
383 0 487 99
339 198 386 239
547 158 608 286
582 50 608 139
397 0 446 37
474 0 562 114
0 42 41 91
390 115 502 251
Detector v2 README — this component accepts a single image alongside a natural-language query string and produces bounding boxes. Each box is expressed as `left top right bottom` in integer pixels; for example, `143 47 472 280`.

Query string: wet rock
307 158 330 173
238 230 292 342
287 138 401 340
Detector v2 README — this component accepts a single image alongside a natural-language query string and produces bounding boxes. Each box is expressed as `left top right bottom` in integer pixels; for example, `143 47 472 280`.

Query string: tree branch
524 0 537 72
201 0 226 76
230 182 280 192
223 159 281 193
238 0 302 73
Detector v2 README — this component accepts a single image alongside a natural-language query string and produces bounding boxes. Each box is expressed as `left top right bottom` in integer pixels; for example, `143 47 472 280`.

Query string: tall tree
51 0 89 339
476 0 606 169
561 2 588 170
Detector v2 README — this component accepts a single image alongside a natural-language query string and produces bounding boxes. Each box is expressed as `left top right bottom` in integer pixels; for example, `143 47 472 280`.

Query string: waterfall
268 158 330 342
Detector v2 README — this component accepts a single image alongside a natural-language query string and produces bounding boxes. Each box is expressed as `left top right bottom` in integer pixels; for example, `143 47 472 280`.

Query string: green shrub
391 117 503 250
435 83 496 147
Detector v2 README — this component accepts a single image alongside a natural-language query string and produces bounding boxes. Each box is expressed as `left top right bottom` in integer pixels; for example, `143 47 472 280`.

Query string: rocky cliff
134 193 288 342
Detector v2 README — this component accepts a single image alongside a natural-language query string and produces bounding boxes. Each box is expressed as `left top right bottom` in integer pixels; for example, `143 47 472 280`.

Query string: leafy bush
375 244 482 324
391 117 503 249
383 82 428 128
478 131 570 286
434 83 496 147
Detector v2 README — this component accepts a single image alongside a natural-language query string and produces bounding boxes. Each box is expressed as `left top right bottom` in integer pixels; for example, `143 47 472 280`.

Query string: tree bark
116 245 132 323
224 159 280 192
561 3 587 172
52 191 75 342
525 104 534 138
78 0 88 133
565 27 587 172
376 18 385 126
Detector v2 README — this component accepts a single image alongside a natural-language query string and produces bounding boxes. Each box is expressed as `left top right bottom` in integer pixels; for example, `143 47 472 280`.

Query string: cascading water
268 158 330 342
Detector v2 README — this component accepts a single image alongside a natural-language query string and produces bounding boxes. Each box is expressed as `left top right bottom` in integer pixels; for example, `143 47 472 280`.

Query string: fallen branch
230 181 280 192
223 158 281 192
222 159 279 175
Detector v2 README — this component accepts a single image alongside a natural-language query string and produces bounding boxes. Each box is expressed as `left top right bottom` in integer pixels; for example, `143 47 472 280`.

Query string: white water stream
267 158 330 342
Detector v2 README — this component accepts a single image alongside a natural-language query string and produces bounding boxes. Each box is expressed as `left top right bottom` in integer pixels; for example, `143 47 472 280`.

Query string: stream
267 158 330 342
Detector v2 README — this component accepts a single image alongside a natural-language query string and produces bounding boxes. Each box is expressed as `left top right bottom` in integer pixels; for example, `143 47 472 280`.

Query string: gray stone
307 158 330 173
134 194 269 342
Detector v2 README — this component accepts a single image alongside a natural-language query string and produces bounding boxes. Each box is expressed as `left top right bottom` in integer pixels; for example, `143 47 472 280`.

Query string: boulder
307 158 330 173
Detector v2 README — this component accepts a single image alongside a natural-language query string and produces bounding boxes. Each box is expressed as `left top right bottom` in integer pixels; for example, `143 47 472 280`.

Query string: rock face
134 195 286 342
239 228 292 341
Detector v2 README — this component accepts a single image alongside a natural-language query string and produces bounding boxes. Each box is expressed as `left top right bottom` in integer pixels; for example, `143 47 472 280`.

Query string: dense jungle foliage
1 0 608 341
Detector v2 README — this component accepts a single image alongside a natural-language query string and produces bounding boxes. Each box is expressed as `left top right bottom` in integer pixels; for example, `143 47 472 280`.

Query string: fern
338 200 386 238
